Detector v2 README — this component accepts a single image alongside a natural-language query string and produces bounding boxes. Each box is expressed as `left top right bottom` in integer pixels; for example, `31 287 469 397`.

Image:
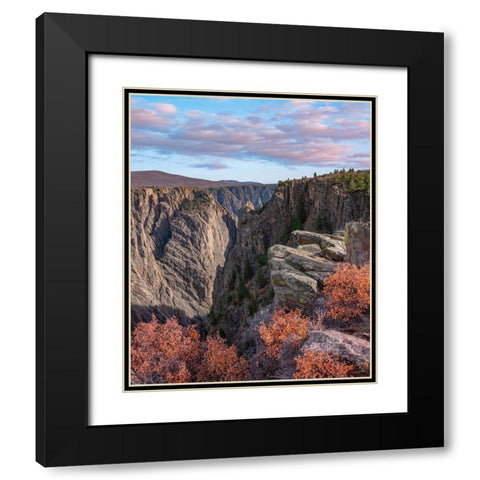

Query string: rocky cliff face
130 187 236 324
345 221 371 266
219 175 368 270
208 184 276 217
211 174 370 345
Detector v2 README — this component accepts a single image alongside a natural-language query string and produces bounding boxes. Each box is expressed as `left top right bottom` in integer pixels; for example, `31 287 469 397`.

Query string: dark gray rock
130 187 236 320
344 221 370 266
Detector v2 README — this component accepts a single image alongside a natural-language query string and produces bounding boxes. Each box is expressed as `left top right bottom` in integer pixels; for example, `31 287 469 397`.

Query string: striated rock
297 244 322 254
271 269 318 306
302 329 370 370
344 221 370 266
131 170 275 218
268 242 338 308
209 184 276 216
288 230 346 261
130 187 236 322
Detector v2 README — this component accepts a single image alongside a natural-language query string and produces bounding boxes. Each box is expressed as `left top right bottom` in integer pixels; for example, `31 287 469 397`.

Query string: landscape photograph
126 90 374 388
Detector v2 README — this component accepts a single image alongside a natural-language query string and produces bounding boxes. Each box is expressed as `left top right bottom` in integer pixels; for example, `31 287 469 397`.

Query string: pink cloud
340 102 371 118
154 103 177 114
131 107 176 130
131 99 371 169
131 103 177 130
254 142 352 165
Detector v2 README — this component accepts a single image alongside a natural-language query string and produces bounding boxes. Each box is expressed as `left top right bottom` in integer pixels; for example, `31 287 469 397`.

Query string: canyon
130 171 371 349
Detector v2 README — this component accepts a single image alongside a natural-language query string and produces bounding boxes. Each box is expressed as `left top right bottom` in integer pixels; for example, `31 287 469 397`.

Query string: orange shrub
258 308 309 360
323 262 370 322
197 335 249 382
293 350 354 379
131 316 202 384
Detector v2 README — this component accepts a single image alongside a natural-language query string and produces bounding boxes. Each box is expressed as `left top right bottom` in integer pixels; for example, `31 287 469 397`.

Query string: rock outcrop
269 244 337 307
269 230 347 308
288 230 346 262
344 221 370 266
130 187 236 323
302 329 370 371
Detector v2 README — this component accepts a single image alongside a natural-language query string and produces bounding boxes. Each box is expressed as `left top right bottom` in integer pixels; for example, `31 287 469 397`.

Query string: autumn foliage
257 308 309 360
323 262 370 322
197 335 249 382
132 290 367 384
131 316 249 384
293 350 354 379
249 308 311 379
131 316 201 384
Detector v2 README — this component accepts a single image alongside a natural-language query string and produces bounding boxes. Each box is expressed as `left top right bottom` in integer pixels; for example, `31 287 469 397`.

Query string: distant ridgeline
131 170 276 217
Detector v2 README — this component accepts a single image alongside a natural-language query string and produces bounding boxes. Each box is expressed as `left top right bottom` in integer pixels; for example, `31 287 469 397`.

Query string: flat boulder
303 329 370 370
270 269 318 307
288 230 346 261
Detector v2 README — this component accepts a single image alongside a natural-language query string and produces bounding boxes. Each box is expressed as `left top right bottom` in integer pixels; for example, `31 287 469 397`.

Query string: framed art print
37 13 444 466
124 88 376 391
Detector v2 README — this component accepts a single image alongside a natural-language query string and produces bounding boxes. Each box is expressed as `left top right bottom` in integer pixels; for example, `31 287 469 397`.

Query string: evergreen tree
244 258 254 281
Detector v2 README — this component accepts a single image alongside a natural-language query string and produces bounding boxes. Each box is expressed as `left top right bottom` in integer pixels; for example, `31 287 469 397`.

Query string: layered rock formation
208 184 276 216
269 231 346 308
288 230 346 262
130 187 236 323
131 170 275 217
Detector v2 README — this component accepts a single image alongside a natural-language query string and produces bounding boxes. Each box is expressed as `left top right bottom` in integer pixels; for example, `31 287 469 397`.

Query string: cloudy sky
129 93 371 184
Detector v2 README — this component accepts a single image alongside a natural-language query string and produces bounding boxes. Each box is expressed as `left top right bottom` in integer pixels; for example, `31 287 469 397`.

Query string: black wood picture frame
36 12 444 467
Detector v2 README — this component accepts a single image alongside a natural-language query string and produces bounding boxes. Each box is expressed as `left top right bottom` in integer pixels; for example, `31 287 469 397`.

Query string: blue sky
130 93 371 184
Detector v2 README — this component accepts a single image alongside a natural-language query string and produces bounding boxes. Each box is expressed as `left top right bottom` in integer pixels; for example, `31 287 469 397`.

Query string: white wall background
0 0 473 478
